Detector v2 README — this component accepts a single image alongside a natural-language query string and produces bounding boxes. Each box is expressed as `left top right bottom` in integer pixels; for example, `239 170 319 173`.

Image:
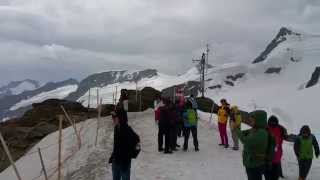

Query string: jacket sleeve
312 135 320 157
294 137 300 158
236 129 253 144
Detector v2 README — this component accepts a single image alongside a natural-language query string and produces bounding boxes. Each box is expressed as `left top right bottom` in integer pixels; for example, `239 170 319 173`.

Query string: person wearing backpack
109 108 140 180
182 101 199 151
236 110 272 180
158 98 174 154
218 99 230 148
264 115 288 180
229 106 242 151
294 125 319 180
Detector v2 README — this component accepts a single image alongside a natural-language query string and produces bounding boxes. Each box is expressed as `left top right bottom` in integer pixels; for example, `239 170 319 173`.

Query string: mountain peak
252 26 302 64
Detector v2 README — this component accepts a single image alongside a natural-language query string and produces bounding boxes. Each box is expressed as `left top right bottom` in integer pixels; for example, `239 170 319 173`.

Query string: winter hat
300 125 311 136
231 106 239 112
268 115 279 126
249 110 267 128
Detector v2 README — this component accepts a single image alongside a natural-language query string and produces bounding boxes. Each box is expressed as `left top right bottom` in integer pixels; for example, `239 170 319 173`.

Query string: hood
249 110 267 129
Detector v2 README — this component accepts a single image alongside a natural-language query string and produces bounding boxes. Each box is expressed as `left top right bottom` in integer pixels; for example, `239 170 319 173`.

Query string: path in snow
103 110 320 180
105 110 246 180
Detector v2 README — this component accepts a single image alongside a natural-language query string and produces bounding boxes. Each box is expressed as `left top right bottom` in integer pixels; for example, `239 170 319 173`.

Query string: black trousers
158 124 171 151
246 166 264 180
264 163 281 180
299 159 312 178
183 126 199 149
170 124 178 149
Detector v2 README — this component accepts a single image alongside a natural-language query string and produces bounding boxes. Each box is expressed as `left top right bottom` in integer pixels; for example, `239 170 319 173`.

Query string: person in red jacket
265 115 288 180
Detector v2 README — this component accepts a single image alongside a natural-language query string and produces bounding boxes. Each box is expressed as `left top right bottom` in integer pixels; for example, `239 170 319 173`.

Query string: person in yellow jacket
218 99 230 148
230 106 242 150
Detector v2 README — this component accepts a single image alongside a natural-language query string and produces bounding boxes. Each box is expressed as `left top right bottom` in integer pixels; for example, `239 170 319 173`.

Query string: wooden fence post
95 99 102 146
0 132 22 180
60 106 81 149
209 103 215 123
88 88 91 109
38 148 48 180
58 115 63 180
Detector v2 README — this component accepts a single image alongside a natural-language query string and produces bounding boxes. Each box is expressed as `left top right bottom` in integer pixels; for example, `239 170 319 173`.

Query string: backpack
129 127 141 159
187 109 198 126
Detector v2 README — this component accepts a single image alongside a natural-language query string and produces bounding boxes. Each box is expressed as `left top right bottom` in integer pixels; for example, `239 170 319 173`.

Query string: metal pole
0 132 22 180
38 148 48 180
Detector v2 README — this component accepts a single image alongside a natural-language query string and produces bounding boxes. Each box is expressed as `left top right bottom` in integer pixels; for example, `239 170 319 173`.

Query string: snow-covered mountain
0 79 40 98
0 79 78 121
1 26 320 179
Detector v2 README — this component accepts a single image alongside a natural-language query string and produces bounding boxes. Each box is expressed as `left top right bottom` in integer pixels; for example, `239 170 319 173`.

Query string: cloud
0 0 320 84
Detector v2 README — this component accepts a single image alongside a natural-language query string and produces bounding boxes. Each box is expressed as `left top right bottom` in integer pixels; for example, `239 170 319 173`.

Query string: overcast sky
0 0 320 85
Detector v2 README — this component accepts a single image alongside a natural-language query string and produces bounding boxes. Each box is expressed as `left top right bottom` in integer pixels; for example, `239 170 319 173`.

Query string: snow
1 110 319 180
78 71 200 108
10 81 38 95
10 85 78 111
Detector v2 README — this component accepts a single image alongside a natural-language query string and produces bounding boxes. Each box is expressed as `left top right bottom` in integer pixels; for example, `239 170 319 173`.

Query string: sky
0 0 320 85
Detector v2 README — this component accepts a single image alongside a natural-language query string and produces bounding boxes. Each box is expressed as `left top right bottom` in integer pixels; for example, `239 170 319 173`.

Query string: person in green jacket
294 125 319 180
236 110 270 180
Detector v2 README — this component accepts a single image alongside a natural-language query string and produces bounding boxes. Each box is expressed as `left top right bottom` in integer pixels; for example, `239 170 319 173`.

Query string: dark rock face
224 81 234 86
127 87 161 112
161 81 200 99
0 99 92 172
226 73 245 81
208 85 222 89
66 69 158 101
306 67 320 88
0 79 78 121
0 79 40 98
265 67 282 74
252 27 301 64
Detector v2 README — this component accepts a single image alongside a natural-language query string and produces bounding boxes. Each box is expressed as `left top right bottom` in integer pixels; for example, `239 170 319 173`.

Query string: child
294 125 319 180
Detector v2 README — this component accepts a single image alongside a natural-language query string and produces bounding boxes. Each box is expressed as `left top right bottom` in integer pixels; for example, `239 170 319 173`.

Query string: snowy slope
0 79 40 97
77 70 201 108
1 110 319 180
205 28 320 134
10 85 78 111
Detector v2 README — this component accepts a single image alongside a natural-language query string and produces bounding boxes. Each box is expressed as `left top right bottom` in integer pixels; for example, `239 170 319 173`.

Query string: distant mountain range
1 27 319 122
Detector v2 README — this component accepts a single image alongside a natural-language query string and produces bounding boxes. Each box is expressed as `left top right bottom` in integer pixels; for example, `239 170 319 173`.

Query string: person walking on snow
182 101 199 151
109 108 140 180
264 115 288 180
158 98 174 154
229 106 242 151
154 95 163 124
294 125 319 180
218 99 230 148
236 110 270 180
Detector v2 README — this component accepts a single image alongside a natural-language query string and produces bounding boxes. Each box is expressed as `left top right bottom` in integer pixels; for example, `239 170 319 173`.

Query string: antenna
192 51 206 98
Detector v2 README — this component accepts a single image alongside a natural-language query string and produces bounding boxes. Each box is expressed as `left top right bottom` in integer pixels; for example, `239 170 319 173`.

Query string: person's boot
195 147 199 152
158 147 164 152
164 150 173 154
232 147 239 151
219 143 224 146
224 144 229 148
